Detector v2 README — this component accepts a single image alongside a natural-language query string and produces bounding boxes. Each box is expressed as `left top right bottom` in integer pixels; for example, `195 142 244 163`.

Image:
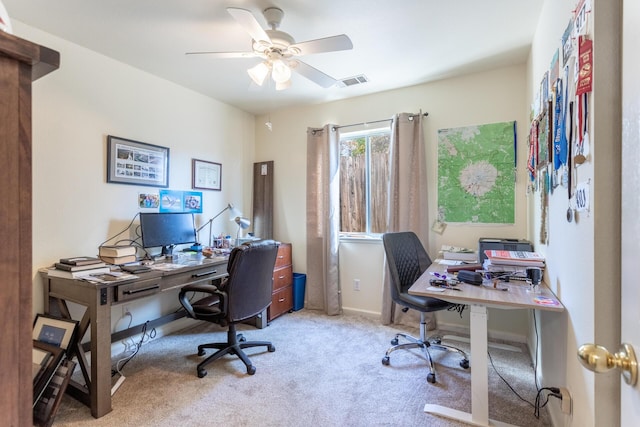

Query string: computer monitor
139 212 196 257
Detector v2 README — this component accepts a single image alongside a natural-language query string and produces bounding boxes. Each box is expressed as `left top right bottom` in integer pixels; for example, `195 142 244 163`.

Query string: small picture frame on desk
192 158 221 191
33 314 78 356
107 135 170 188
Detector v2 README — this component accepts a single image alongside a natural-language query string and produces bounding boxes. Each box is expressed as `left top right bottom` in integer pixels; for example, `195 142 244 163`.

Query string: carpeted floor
51 310 551 426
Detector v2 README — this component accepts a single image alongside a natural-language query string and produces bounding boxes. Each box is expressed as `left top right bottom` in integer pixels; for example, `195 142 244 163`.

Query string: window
339 128 391 235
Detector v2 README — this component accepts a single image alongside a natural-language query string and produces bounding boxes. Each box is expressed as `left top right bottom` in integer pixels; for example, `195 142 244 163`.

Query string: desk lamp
194 203 240 249
234 216 251 242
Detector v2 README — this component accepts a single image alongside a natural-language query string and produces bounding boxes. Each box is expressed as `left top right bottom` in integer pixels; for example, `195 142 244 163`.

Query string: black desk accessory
457 270 483 285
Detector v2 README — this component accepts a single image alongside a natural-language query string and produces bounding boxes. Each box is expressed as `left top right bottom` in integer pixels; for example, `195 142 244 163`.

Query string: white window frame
339 126 391 238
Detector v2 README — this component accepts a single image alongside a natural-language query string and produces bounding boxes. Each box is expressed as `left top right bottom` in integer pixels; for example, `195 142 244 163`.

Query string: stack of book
48 257 111 279
482 250 545 279
98 245 137 265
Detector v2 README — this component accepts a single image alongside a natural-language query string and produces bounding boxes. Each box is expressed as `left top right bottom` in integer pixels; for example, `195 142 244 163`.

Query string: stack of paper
483 250 545 279
440 245 478 262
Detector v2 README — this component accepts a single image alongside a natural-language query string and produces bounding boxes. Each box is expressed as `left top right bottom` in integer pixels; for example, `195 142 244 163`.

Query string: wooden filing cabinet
268 242 293 321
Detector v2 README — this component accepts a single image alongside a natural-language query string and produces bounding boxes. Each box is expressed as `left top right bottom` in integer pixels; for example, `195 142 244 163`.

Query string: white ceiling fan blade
290 34 353 55
227 7 271 44
291 60 337 88
185 51 256 58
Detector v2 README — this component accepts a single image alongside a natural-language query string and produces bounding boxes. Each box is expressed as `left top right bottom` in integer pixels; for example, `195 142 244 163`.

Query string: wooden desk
409 261 564 427
41 255 228 419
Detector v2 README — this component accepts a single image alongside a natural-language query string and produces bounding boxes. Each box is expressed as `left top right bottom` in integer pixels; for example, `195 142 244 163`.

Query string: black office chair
178 240 279 378
381 231 469 383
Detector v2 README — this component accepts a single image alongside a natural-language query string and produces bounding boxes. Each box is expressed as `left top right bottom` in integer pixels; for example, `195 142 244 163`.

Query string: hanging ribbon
553 78 568 170
527 120 538 182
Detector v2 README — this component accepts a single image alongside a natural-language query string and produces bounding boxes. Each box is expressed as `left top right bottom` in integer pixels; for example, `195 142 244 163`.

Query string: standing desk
41 256 229 418
409 261 564 427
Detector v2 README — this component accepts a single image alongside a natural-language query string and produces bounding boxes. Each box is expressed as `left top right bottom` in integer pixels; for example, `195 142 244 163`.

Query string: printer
478 238 533 264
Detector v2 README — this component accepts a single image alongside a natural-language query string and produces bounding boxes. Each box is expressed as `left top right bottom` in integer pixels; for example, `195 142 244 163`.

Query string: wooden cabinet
0 32 59 426
268 243 293 321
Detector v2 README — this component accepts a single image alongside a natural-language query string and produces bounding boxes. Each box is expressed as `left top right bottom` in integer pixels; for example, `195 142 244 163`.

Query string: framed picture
33 340 66 405
192 158 222 191
33 314 79 355
107 135 169 188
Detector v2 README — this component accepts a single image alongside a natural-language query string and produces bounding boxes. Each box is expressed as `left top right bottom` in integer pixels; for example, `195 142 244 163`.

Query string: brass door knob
577 343 637 386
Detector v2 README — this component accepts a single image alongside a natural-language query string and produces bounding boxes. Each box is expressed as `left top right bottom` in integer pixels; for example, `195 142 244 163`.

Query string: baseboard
441 334 522 352
437 321 527 345
341 307 382 320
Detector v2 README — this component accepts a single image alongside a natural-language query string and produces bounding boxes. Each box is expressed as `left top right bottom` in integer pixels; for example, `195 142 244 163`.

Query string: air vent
338 74 369 88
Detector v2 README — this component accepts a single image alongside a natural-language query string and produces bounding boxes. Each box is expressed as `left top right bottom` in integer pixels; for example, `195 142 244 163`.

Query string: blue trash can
292 273 306 311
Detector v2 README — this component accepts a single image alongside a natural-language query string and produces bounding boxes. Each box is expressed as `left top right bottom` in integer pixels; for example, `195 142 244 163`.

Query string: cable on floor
111 320 156 377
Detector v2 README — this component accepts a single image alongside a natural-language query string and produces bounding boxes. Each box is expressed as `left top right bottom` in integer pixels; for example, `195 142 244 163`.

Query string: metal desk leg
90 288 113 418
424 304 515 427
470 304 489 424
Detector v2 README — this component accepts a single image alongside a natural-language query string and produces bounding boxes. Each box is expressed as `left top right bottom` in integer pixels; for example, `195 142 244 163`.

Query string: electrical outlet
559 387 571 414
122 305 131 317
354 279 361 291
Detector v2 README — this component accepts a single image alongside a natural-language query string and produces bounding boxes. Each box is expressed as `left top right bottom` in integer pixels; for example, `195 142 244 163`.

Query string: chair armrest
179 283 229 320
188 282 219 293
179 283 219 319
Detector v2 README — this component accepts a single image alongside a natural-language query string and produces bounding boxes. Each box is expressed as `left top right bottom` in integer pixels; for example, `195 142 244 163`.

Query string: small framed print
33 314 79 356
107 135 170 188
192 159 221 191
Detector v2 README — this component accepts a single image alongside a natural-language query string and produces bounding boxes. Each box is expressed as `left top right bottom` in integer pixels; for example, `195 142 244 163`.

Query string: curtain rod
333 112 429 131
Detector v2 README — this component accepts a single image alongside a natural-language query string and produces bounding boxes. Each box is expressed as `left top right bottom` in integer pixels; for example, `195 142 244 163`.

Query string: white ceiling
3 0 543 116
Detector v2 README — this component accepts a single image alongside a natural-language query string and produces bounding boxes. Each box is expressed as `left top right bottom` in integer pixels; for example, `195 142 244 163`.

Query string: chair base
382 314 469 383
195 324 275 378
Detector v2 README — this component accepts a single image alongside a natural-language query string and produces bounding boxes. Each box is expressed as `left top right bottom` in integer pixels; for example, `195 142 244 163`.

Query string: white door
620 0 640 424
579 2 640 424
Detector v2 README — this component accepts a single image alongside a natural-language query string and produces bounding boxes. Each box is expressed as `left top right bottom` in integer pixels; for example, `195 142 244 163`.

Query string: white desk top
409 260 564 312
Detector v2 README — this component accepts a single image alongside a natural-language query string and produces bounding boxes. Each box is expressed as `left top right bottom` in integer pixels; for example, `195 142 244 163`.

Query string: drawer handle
192 270 217 278
123 285 160 295
278 298 285 302
278 255 284 259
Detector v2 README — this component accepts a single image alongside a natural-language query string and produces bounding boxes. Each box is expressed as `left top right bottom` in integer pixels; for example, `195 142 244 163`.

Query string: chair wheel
427 373 436 383
460 359 470 369
382 356 390 366
268 344 276 352
247 365 256 375
197 368 207 378
197 348 206 356
391 338 399 345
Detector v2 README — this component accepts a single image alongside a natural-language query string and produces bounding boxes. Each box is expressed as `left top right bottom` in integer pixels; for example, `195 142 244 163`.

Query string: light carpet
52 310 551 426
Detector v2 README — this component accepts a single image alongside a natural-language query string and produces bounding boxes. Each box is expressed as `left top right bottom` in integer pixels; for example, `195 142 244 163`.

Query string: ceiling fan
186 7 353 90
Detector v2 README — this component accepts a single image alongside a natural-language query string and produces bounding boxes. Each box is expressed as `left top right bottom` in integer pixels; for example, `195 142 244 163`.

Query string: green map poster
437 121 515 224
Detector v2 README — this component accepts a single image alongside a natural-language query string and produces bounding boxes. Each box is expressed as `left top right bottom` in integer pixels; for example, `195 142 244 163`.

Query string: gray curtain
381 112 434 328
306 125 341 315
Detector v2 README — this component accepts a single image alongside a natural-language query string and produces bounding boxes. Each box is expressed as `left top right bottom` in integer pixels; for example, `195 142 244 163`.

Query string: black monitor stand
161 245 175 258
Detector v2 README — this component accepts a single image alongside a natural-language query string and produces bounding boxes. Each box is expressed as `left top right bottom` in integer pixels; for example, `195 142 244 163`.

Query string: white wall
14 21 256 347
339 238 385 317
254 64 531 339
527 0 621 425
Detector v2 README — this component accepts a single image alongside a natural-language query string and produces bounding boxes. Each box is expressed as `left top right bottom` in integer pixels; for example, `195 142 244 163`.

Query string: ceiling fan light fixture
247 61 270 86
271 59 292 84
188 7 354 91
